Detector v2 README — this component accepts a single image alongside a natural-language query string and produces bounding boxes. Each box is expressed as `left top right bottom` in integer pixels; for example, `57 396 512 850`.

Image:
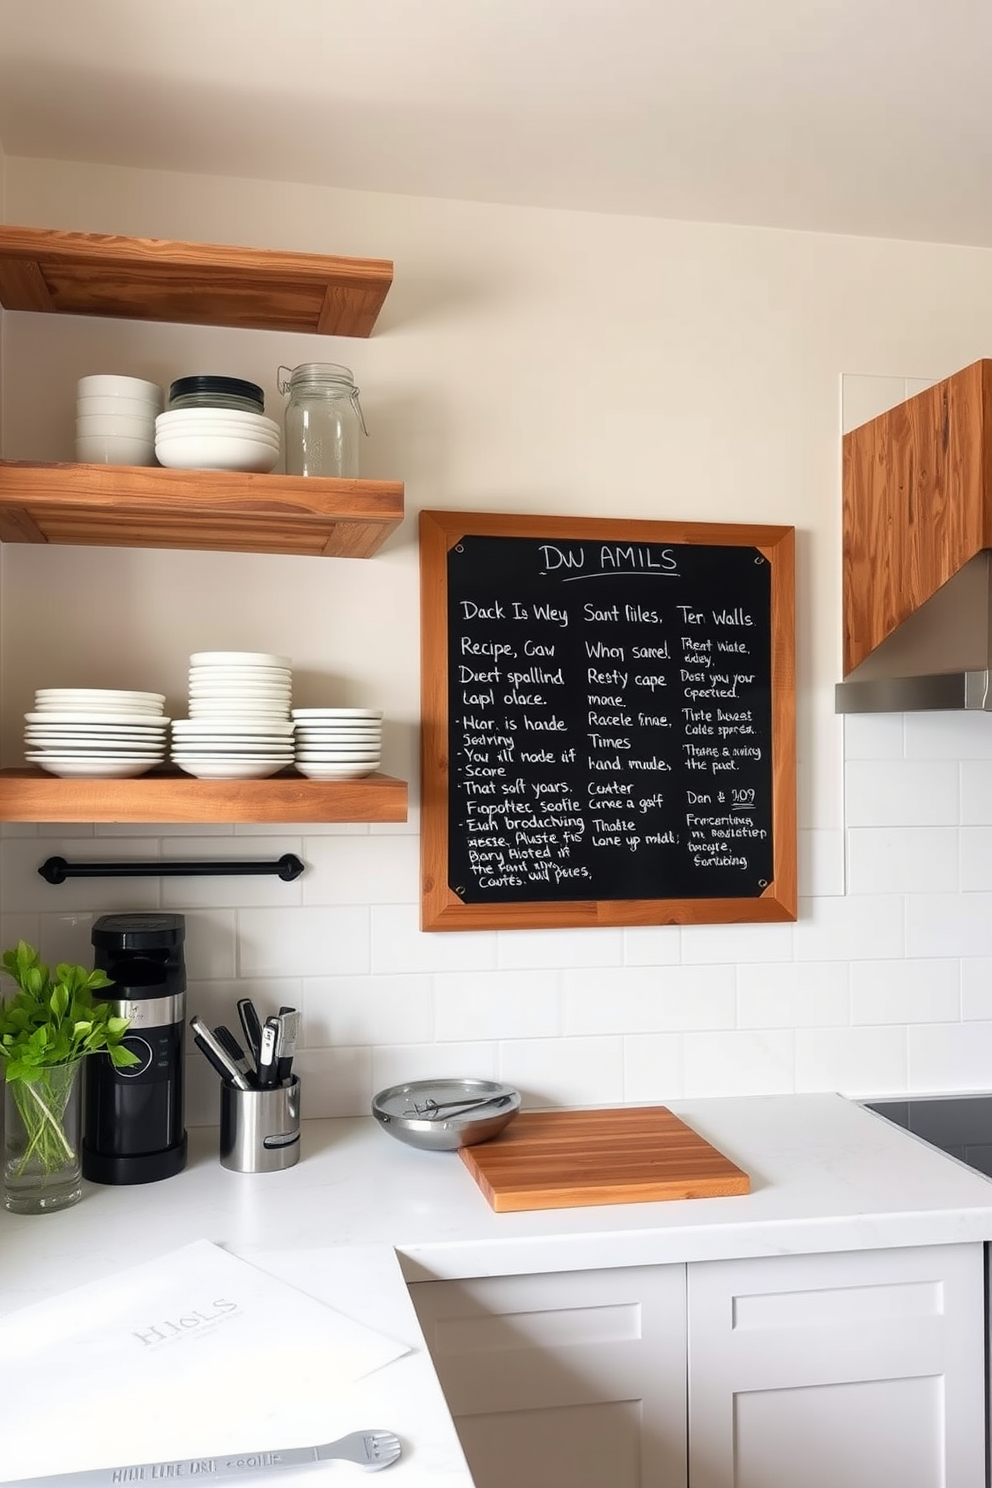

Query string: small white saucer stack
171 651 295 780
24 688 169 778
291 707 382 779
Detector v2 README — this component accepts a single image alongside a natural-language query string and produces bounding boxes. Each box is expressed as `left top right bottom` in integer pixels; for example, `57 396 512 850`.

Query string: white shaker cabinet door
686 1243 986 1488
409 1265 688 1488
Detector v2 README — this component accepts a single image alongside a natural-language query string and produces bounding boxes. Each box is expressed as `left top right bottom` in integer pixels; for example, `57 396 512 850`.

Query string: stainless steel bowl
371 1078 521 1152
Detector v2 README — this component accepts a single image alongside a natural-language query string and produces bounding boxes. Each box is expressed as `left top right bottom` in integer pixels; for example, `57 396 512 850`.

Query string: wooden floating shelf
0 225 393 338
0 769 407 825
0 461 404 558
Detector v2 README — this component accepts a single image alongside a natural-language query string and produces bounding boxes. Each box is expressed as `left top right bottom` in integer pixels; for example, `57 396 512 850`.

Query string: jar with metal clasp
277 362 367 478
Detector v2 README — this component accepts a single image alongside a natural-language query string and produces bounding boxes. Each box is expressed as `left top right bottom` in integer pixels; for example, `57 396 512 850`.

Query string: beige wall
3 156 992 1114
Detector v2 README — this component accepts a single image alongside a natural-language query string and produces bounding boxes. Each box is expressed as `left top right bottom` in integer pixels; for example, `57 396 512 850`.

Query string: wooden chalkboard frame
420 510 796 931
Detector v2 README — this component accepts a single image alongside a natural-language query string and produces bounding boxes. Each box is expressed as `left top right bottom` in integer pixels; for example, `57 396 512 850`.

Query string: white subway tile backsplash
850 958 960 1025
799 828 846 897
293 1043 375 1118
794 893 904 961
962 958 992 1020
622 1033 684 1101
623 926 682 966
961 826 992 890
907 1021 992 1092
0 834 163 913
563 963 735 1034
497 925 625 969
905 712 992 761
496 1036 625 1107
184 910 238 980
301 834 420 905
371 1041 499 1093
842 714 905 760
371 904 496 973
737 961 850 1028
302 973 434 1046
844 761 958 825
159 834 305 909
795 1025 908 1096
237 905 369 977
683 1029 795 1097
435 968 561 1041
846 826 959 894
680 919 793 964
961 761 992 824
905 891 992 958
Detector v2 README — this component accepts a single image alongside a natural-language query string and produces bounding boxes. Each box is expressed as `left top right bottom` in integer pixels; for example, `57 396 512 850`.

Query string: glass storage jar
278 363 366 478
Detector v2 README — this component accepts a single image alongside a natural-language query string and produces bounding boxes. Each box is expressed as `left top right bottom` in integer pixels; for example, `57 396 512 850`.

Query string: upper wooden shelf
0 461 404 559
0 225 393 338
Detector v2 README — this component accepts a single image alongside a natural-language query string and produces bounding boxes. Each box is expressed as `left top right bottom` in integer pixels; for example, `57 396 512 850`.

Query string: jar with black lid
278 363 366 478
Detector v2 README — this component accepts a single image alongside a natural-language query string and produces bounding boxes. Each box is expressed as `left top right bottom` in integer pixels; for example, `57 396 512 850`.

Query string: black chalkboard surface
421 511 796 931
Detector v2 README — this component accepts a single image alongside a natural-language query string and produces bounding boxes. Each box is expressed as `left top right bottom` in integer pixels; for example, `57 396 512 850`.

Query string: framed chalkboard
420 511 796 931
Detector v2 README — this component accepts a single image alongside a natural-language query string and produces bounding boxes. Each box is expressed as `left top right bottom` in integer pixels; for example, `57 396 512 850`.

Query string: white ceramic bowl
75 434 157 466
77 375 163 405
155 435 279 473
77 395 163 419
76 413 158 438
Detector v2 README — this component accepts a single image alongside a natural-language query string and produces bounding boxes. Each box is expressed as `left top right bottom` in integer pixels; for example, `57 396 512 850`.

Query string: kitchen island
2 1093 991 1487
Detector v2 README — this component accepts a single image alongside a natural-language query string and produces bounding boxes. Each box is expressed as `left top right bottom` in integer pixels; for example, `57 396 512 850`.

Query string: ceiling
1 0 991 247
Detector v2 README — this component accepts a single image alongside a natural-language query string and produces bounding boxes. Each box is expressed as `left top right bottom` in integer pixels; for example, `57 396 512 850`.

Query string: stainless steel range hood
836 360 992 714
835 550 992 712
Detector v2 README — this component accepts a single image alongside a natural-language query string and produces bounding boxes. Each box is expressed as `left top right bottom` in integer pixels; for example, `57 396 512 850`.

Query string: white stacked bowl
25 688 169 778
291 707 383 779
76 376 163 465
155 409 280 473
171 651 295 779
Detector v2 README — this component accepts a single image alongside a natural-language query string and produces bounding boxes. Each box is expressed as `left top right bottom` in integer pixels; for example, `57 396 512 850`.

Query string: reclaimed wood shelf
0 461 404 558
0 768 407 825
0 224 393 338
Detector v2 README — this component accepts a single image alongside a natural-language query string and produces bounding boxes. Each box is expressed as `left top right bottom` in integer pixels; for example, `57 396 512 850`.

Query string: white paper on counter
0 1239 410 1481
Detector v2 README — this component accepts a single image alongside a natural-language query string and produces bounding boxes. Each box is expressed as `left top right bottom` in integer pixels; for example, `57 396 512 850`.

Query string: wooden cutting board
459 1105 750 1212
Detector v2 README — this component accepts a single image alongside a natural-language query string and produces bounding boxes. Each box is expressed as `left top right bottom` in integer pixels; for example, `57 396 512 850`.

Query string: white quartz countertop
3 1093 992 1305
3 1092 991 1486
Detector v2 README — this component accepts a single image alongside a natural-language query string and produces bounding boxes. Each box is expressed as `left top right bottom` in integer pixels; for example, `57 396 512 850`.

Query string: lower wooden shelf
0 768 407 825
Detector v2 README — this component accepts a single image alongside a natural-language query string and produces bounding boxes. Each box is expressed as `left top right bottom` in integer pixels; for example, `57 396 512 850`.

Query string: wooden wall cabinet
0 225 407 824
842 358 992 676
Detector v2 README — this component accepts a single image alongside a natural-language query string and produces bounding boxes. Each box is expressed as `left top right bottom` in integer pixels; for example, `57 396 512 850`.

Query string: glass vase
3 1062 83 1214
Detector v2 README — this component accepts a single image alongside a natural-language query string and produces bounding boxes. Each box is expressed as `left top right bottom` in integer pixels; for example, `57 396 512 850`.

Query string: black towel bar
38 854 305 884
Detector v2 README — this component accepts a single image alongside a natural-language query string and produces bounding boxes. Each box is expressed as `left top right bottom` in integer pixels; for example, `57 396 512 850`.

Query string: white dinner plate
25 711 171 727
35 689 165 705
171 721 295 736
294 751 381 762
31 757 160 778
172 758 293 780
25 727 168 741
190 652 291 668
26 746 165 759
293 762 379 780
291 707 383 719
293 728 381 740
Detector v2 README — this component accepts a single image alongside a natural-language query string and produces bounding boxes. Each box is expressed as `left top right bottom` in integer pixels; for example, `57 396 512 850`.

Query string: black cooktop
865 1095 992 1179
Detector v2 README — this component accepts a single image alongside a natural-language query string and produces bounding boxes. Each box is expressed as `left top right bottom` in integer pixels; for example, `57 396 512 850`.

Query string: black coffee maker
82 913 188 1185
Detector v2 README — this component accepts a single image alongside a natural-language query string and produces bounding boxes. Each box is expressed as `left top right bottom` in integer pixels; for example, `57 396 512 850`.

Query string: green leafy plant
1 941 139 1184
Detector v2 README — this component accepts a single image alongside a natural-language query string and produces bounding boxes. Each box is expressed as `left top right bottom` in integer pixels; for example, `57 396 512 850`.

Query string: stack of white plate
154 408 280 473
24 688 169 778
292 707 383 780
171 651 295 780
